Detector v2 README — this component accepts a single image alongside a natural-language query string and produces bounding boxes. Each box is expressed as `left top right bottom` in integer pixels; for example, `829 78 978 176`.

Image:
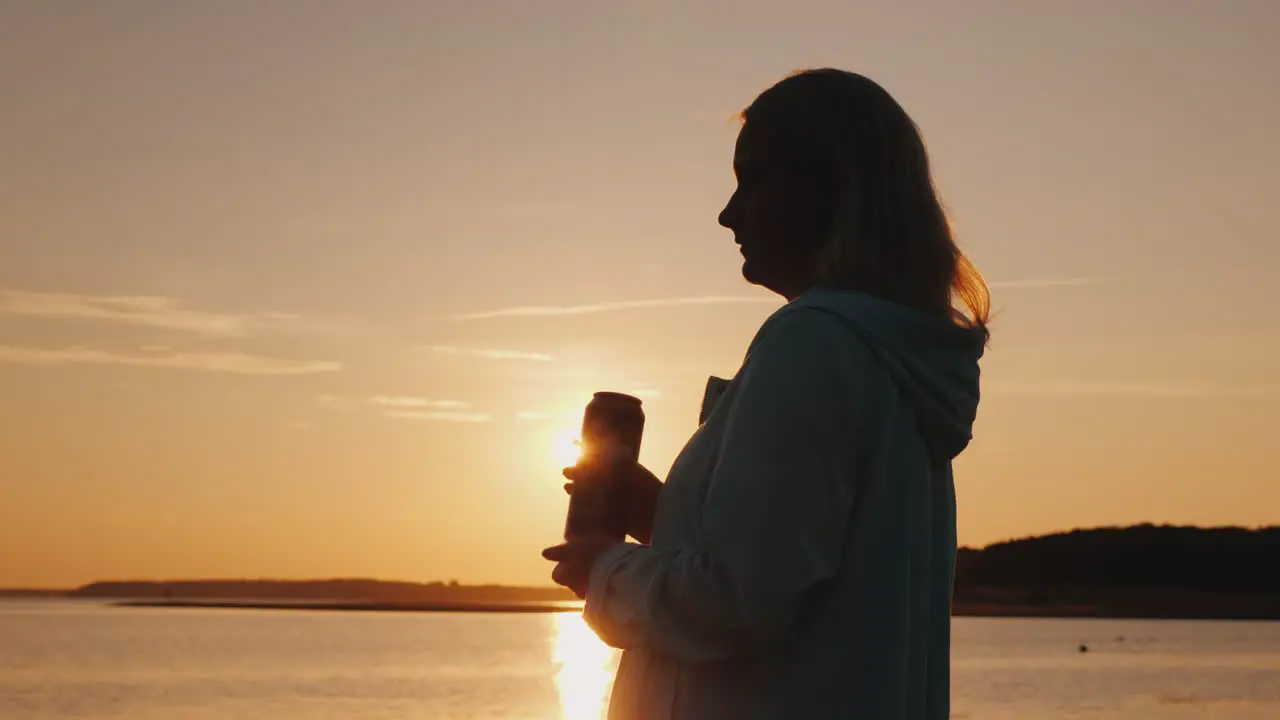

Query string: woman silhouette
545 68 990 719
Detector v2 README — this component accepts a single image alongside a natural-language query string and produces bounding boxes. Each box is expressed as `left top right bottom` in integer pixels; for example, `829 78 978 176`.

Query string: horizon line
9 521 1274 591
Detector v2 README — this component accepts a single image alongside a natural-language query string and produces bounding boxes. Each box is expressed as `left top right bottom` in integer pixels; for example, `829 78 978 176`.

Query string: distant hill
0 588 67 598
7 524 1275 618
953 524 1279 619
957 524 1278 593
71 579 576 604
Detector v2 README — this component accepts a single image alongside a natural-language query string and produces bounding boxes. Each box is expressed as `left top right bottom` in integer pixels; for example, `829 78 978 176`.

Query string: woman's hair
742 68 990 337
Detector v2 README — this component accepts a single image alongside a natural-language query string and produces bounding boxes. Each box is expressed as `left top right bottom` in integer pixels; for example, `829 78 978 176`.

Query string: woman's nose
718 191 738 230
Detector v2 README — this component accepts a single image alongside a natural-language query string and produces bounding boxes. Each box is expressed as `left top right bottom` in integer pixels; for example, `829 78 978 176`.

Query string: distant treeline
7 524 1277 619
0 588 65 598
956 524 1279 594
953 524 1279 619
70 579 575 604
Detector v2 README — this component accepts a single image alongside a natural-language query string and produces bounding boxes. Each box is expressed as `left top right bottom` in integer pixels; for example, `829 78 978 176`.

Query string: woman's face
717 122 832 299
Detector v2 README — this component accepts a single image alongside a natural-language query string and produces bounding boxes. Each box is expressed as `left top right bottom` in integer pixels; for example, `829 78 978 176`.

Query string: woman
544 68 990 719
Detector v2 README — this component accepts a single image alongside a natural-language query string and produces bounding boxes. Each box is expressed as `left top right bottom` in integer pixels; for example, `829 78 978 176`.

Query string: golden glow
552 612 617 720
5 3 1280 592
553 427 584 469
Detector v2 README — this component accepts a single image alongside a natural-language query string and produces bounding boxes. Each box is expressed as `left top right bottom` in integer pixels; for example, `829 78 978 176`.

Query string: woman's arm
583 309 863 662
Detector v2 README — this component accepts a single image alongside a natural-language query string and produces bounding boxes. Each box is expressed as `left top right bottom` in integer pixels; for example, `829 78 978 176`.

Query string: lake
1 600 1277 719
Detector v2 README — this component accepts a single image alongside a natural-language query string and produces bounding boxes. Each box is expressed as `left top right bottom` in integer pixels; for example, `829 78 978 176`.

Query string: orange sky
2 1 1278 588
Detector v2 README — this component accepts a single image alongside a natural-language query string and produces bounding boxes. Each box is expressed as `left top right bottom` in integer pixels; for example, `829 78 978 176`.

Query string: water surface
1 600 1276 719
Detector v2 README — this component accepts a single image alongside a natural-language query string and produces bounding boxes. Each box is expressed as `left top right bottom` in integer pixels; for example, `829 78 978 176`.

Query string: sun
553 427 583 469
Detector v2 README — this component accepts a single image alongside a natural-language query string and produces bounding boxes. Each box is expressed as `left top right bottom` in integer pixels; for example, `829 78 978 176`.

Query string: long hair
742 69 990 337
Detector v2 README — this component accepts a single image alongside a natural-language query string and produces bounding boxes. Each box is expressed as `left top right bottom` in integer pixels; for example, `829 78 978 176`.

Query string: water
1 600 1277 719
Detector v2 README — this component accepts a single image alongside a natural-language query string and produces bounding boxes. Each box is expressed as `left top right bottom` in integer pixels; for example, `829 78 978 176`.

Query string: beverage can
564 392 644 540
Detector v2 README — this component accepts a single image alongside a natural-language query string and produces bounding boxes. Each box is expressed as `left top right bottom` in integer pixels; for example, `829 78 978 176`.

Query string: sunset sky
2 1 1278 588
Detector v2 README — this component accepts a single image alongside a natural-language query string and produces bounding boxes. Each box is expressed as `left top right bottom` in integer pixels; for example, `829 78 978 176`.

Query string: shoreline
115 599 584 613
109 599 1280 620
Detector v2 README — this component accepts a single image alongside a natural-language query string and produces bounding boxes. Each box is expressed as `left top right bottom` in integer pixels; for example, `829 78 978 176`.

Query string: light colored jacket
584 288 985 719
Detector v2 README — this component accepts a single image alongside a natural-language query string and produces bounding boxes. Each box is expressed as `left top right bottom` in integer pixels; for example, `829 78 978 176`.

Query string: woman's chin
741 258 770 288
740 261 802 299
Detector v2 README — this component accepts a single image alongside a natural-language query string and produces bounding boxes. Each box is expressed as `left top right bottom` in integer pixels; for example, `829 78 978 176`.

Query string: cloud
369 396 471 410
988 381 1280 398
320 395 487 420
450 279 1109 322
1 290 247 336
452 295 779 320
0 345 339 375
0 290 316 337
449 278 1116 321
425 345 554 362
384 410 492 423
516 410 550 421
988 276 1115 289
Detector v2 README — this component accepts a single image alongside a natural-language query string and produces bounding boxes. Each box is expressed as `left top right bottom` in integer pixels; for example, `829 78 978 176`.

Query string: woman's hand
542 536 619 599
563 462 663 544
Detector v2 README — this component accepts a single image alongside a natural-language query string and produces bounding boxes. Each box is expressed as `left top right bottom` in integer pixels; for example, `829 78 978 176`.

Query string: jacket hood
789 287 986 459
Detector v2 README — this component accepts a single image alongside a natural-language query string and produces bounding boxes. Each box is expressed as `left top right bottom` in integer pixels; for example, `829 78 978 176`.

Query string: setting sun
554 427 584 469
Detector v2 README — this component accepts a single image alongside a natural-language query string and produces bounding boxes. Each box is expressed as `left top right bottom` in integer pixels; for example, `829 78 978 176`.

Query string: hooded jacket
582 287 986 719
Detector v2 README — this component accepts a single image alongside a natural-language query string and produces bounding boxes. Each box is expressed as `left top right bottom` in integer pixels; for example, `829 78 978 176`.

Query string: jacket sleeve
582 309 862 662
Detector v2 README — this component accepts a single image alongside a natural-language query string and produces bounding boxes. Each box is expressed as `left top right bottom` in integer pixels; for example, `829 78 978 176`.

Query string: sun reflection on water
551 612 616 720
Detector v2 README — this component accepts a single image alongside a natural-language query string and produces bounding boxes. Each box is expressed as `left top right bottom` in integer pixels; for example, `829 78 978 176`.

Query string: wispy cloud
451 280 1111 320
516 410 550 421
369 396 471 410
452 295 779 320
0 290 315 337
384 410 492 423
988 381 1280 398
319 395 488 420
0 345 339 375
988 276 1114 289
425 345 555 362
